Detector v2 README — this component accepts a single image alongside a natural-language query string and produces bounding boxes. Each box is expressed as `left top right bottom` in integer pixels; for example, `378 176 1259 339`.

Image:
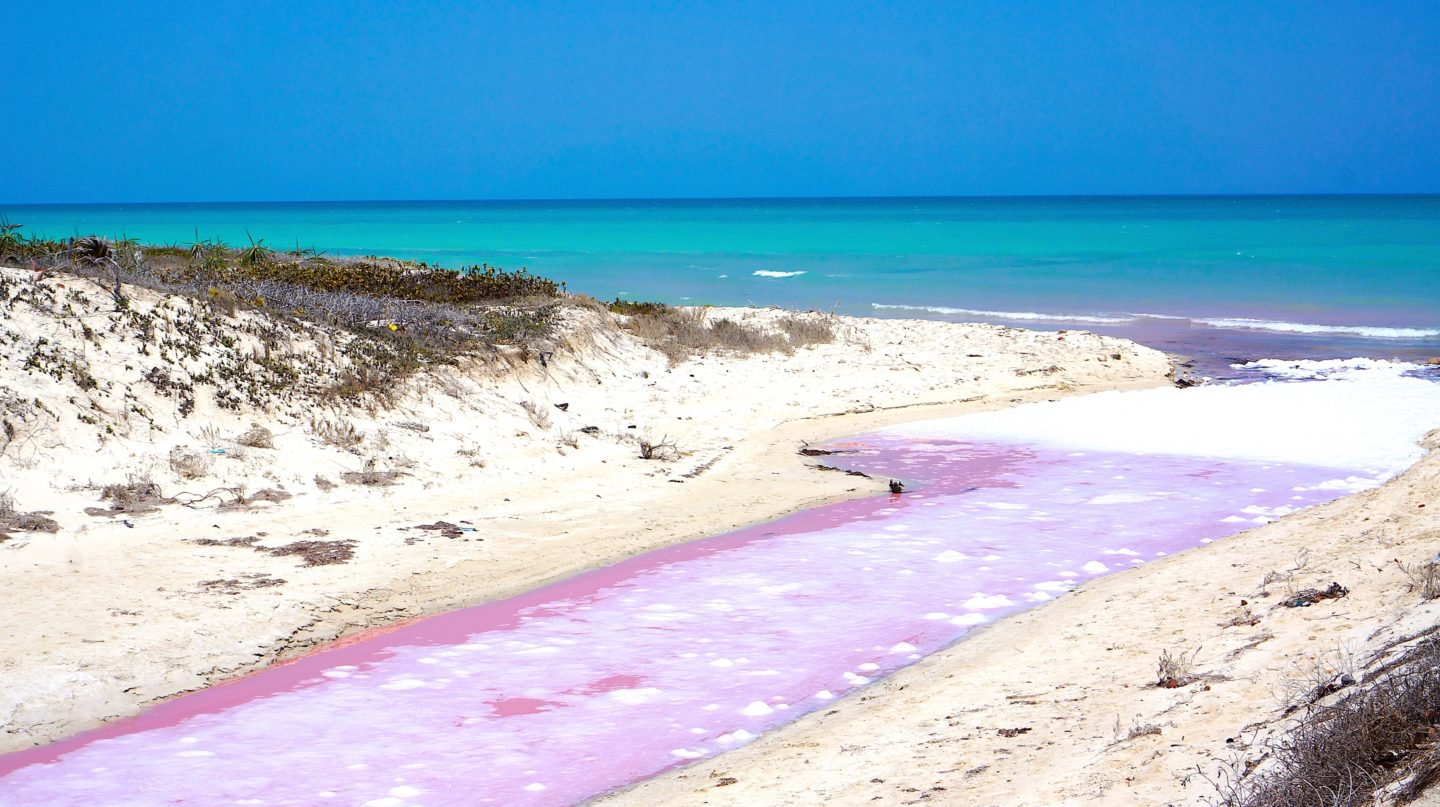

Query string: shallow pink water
0 438 1370 806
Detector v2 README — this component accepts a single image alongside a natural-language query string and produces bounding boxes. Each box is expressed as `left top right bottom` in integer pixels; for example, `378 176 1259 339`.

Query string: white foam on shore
871 303 1135 324
753 270 806 278
888 362 1440 476
1197 318 1440 339
871 304 1440 340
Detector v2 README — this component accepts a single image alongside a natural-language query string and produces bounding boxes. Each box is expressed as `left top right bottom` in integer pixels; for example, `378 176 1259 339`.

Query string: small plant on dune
1155 646 1200 688
638 435 680 461
1395 556 1440 600
519 400 552 430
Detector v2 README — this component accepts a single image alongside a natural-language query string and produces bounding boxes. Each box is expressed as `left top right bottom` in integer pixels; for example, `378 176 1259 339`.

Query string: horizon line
4 191 1440 208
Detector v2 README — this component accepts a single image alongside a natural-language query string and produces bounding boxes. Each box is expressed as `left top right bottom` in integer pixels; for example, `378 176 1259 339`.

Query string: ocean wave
871 303 1136 324
1195 318 1440 339
752 270 806 278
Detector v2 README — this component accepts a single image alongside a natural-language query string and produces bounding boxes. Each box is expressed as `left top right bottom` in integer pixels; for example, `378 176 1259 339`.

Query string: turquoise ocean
5 196 1438 372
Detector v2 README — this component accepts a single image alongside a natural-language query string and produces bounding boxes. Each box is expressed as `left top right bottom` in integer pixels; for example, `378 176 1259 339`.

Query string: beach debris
997 727 1032 738
889 479 905 494
798 444 840 456
414 521 471 539
1282 582 1349 608
260 539 357 567
814 464 871 478
554 402 570 411
85 476 172 516
198 573 286 594
0 492 59 540
579 426 601 435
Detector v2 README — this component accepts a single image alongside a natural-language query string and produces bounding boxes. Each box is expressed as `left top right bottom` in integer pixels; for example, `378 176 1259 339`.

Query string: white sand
0 266 1170 752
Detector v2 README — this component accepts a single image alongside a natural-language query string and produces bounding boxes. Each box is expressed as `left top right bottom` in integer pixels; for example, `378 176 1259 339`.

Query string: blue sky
5 0 1438 202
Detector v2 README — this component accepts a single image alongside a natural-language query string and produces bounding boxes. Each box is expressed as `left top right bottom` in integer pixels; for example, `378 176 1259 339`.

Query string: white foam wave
1196 318 1440 339
753 270 806 278
884 363 1440 477
1233 358 1427 380
871 303 1136 324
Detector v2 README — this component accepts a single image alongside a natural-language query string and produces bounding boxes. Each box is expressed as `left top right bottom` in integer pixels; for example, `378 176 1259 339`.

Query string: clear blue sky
5 0 1438 202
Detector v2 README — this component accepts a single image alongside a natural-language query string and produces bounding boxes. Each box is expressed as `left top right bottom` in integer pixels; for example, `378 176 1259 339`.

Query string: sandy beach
0 265 1171 755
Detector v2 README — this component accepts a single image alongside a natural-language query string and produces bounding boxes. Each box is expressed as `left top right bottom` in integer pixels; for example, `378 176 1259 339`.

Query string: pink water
0 438 1371 806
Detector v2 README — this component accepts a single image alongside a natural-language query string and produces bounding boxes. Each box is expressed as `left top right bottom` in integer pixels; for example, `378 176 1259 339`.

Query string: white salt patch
1082 561 1109 574
933 550 967 563
671 748 705 759
923 612 950 620
1086 493 1158 505
951 613 988 626
363 799 402 807
890 642 918 653
525 783 547 792
390 786 421 798
884 363 1440 474
322 669 352 678
609 687 662 705
690 727 706 735
858 662 880 672
1034 580 1071 592
417 657 439 664
984 502 1027 510
1102 548 1140 556
178 736 200 744
1026 592 1051 602
1221 515 1247 523
175 750 214 757
741 700 774 716
963 593 1014 610
710 658 735 668
843 671 871 685
379 678 427 690
816 690 835 700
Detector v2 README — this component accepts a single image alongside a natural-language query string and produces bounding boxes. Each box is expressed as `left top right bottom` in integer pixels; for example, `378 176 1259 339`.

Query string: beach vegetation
1201 629 1440 807
613 301 835 364
1 225 568 404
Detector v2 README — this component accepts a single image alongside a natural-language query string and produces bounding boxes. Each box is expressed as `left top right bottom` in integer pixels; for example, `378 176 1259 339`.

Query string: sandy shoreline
594 430 1440 806
0 267 1171 755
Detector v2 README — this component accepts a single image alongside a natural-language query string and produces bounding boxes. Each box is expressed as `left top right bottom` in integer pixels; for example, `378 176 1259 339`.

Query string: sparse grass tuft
309 416 363 450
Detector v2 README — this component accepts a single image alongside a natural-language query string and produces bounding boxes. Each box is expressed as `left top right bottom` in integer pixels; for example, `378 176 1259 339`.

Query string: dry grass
168 447 213 479
309 416 363 450
1396 557 1440 600
1156 647 1200 688
612 302 834 364
520 400 552 430
234 423 275 449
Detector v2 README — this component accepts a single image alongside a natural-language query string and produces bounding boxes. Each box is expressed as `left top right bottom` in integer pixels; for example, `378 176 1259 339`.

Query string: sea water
4 196 1438 371
2 361 1437 806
